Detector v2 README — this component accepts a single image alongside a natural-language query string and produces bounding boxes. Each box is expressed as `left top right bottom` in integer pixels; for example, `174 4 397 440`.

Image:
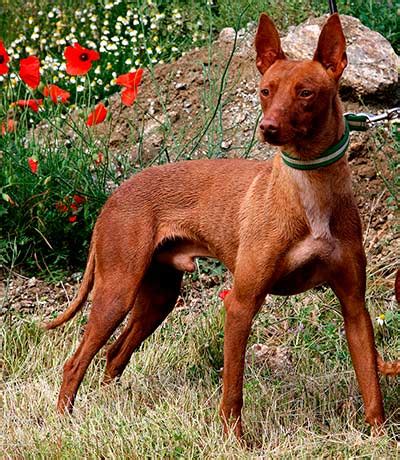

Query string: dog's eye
300 89 313 98
260 88 270 97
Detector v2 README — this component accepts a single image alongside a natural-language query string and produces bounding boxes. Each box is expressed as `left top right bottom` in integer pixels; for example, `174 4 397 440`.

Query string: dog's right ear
313 14 347 81
255 13 286 74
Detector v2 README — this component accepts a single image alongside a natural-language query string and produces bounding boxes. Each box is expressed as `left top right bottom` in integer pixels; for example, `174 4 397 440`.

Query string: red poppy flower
43 84 70 104
1 119 15 135
19 56 40 89
55 201 69 213
15 99 43 112
0 41 10 75
120 88 138 106
64 43 99 76
116 69 143 88
219 289 231 300
116 69 143 106
94 152 103 165
28 157 39 174
69 215 77 223
73 194 85 205
86 103 107 126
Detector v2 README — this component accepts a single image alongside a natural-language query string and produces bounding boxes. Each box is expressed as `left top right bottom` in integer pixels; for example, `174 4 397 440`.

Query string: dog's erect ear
313 13 347 81
255 13 286 74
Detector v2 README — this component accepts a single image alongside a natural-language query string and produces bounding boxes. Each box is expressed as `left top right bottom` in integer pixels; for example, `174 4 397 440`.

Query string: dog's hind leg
57 252 151 414
103 262 183 384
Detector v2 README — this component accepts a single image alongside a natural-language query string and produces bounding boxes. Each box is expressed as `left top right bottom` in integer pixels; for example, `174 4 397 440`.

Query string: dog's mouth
259 129 291 146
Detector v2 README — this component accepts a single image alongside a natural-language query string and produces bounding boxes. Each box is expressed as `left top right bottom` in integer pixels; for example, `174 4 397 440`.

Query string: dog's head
255 13 347 147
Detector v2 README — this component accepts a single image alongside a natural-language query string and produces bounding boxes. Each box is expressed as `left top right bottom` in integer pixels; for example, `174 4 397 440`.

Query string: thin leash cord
328 0 338 14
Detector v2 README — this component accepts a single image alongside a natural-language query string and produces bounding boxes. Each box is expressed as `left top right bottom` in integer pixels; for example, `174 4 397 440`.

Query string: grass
2 280 399 457
1 0 399 457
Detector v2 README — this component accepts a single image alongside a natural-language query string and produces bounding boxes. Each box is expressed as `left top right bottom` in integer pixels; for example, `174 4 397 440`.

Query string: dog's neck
281 94 345 161
279 94 351 240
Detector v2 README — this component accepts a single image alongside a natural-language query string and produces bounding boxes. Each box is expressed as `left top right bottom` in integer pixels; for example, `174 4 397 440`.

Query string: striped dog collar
281 114 369 171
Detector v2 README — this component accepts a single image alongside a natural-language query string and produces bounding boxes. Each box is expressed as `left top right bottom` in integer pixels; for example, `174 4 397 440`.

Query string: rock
175 82 187 90
281 15 399 98
357 163 376 180
27 277 37 287
219 27 237 43
234 112 247 124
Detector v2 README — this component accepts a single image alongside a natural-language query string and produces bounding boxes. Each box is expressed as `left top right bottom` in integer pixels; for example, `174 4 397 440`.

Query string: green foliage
336 0 400 53
0 106 138 271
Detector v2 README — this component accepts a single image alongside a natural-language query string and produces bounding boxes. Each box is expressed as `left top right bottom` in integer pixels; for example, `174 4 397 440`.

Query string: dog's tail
376 269 400 377
44 246 95 330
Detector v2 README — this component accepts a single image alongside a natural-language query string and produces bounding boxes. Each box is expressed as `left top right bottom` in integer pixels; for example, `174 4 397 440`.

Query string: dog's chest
294 171 334 240
276 177 339 294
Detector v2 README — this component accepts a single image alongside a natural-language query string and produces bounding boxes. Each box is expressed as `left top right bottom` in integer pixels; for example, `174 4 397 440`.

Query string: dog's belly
155 238 214 272
155 234 339 297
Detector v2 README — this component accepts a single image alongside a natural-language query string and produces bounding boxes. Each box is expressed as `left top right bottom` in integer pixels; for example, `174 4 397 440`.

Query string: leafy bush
0 119 127 272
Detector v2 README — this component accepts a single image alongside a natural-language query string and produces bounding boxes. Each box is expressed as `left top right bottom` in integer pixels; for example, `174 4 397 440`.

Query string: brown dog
46 13 399 437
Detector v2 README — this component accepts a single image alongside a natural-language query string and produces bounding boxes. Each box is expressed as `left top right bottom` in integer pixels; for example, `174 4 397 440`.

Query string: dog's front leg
220 289 263 439
329 252 385 430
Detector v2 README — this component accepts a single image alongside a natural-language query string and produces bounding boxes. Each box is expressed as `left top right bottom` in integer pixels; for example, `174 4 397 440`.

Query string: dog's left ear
255 13 286 74
314 13 347 81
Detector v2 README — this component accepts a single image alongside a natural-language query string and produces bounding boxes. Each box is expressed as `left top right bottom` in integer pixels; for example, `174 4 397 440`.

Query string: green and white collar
281 113 369 171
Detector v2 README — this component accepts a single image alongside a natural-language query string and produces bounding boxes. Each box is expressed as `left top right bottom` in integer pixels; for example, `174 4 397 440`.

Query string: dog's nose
259 119 279 135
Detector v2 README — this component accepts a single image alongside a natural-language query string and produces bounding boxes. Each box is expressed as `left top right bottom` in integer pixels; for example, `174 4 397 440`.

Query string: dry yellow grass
2 277 399 458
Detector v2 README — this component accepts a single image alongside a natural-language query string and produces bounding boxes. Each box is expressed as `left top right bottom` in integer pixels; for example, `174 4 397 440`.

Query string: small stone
221 140 232 150
219 27 237 43
28 277 37 287
169 111 180 123
71 272 82 282
175 82 187 90
234 112 247 124
151 134 163 147
247 344 292 372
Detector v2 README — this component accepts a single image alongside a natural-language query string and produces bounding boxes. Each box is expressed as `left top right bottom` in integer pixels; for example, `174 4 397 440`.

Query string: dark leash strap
328 0 338 14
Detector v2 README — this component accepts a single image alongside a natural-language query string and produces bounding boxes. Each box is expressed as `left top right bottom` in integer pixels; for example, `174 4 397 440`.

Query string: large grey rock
281 15 399 97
